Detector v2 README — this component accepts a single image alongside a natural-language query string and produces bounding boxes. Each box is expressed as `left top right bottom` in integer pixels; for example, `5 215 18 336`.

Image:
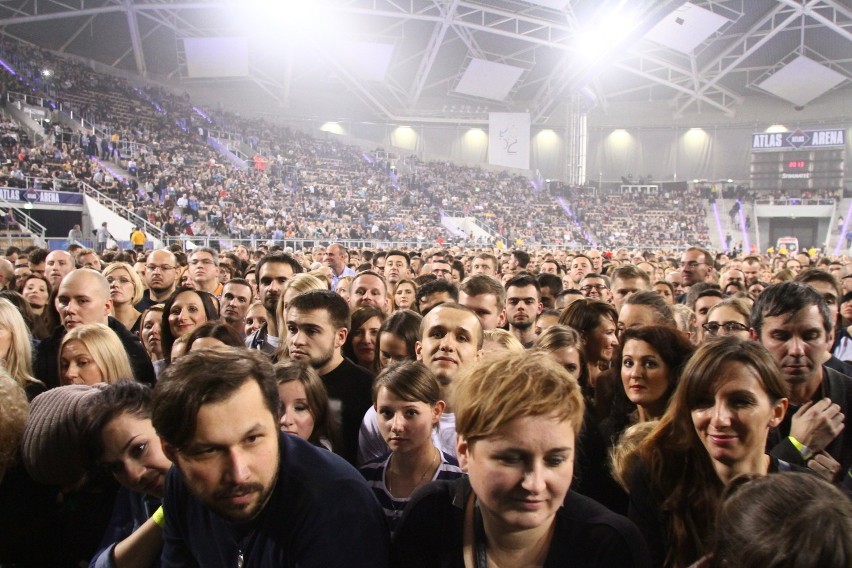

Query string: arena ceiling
1 0 850 126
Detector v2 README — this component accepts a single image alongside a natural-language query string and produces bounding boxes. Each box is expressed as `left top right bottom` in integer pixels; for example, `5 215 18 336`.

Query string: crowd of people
0 237 851 567
0 37 720 250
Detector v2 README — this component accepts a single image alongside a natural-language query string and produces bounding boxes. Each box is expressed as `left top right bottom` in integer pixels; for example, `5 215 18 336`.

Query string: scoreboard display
750 128 846 192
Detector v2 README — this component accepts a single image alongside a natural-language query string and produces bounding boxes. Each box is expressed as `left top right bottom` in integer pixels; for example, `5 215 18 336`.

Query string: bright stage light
320 122 345 135
228 0 342 41
575 4 641 61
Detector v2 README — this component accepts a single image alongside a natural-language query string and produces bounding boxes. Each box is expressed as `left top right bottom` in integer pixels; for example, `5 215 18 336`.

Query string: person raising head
392 350 650 567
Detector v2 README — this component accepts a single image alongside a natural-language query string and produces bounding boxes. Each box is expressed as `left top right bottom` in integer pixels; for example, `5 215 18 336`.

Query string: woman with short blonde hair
393 350 649 567
59 323 134 385
104 262 145 334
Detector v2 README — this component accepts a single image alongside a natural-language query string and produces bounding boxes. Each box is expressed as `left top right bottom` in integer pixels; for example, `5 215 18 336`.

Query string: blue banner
0 187 84 205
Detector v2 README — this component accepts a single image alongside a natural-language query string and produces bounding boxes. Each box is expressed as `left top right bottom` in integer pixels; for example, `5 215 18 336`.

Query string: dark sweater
162 432 390 567
33 316 156 389
392 477 650 568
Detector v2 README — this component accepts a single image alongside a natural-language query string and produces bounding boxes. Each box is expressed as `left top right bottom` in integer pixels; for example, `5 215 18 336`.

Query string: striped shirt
360 450 465 534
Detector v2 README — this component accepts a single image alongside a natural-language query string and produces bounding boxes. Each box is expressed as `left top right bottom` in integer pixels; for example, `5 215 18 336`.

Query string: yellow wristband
788 436 814 460
152 506 165 528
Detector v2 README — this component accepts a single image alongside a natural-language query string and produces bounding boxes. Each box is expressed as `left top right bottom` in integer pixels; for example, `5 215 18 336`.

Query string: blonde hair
103 262 144 305
706 297 750 323
670 303 696 336
454 350 585 443
609 420 659 492
0 298 40 390
0 370 28 477
482 329 525 353
60 323 134 384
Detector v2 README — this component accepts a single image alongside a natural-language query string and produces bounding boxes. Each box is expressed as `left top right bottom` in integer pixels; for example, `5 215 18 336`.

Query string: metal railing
78 180 165 242
0 198 47 247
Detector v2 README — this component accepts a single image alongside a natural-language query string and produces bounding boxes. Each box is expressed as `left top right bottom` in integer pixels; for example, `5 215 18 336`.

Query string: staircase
0 198 47 248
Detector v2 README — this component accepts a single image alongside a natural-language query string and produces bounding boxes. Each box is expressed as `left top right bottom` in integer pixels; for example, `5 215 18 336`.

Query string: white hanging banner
488 112 530 170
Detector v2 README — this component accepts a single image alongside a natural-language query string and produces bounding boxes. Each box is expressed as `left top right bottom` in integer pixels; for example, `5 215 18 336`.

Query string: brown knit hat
21 385 103 488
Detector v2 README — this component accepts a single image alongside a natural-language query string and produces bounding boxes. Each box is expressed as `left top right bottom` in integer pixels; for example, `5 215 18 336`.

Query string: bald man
45 250 76 289
137 249 179 311
33 269 155 389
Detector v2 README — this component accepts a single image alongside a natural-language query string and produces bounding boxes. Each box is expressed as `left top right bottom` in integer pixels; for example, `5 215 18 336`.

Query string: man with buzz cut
383 249 410 287
286 290 374 465
152 348 389 567
33 268 155 389
458 274 505 331
136 248 179 311
358 302 483 464
188 247 223 296
504 273 543 348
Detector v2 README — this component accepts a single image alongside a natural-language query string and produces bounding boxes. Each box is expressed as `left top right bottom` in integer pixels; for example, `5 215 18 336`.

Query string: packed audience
0 38 717 249
0 38 850 568
0 237 850 567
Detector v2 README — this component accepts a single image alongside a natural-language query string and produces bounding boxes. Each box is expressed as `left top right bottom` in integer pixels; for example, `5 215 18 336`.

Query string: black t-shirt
321 357 374 465
393 477 650 568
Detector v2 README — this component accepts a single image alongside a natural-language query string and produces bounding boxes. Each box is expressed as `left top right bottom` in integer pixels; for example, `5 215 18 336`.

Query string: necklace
386 446 439 499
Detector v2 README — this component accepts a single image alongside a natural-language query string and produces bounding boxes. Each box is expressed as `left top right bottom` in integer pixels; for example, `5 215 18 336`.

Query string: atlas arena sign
752 128 846 151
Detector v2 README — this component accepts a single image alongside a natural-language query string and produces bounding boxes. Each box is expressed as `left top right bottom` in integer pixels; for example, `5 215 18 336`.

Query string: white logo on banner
489 113 530 170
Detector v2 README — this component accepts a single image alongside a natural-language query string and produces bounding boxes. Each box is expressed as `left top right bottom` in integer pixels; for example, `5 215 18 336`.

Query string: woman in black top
392 350 650 568
628 337 791 567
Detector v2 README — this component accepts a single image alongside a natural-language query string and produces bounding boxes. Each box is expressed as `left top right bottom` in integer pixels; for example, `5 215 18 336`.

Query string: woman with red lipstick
627 337 793 568
343 307 386 373
392 350 650 567
82 381 172 568
360 361 463 535
618 326 694 425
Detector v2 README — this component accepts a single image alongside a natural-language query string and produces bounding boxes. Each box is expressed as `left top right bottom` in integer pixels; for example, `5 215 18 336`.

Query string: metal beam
124 0 147 77
409 0 460 105
674 0 805 115
58 14 97 52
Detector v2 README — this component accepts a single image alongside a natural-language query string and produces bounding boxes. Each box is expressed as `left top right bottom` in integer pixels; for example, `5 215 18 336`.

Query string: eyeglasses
189 259 216 266
682 261 706 269
580 285 609 293
145 264 176 272
703 322 749 335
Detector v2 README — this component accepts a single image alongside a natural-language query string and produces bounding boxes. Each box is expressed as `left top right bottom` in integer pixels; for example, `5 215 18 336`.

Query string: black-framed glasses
580 284 609 293
703 322 749 336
